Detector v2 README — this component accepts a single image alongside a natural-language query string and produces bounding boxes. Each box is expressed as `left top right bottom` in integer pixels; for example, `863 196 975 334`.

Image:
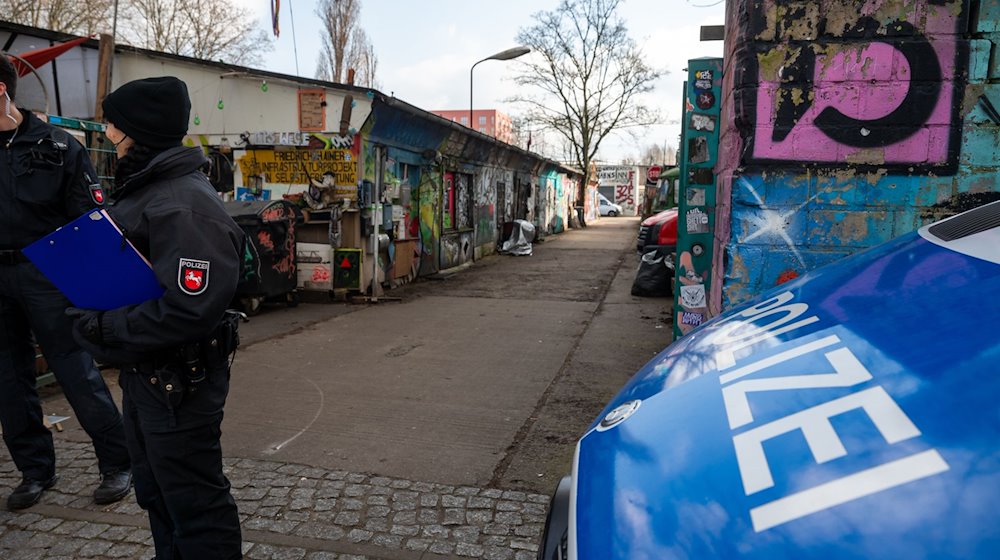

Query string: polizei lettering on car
543 202 1000 559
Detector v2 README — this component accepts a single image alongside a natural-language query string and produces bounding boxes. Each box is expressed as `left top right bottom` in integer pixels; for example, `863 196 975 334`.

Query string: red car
636 208 678 254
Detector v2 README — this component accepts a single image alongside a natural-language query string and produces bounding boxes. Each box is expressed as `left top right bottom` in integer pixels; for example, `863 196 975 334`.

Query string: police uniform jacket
93 146 244 362
1 110 103 249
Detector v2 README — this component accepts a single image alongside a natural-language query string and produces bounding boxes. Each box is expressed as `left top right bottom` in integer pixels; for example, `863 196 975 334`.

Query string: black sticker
689 168 714 185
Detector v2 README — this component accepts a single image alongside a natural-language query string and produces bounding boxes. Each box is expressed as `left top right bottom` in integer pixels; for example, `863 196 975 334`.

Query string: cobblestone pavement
0 441 548 559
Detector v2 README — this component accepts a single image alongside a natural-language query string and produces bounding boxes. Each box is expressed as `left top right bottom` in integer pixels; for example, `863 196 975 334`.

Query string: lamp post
469 46 530 132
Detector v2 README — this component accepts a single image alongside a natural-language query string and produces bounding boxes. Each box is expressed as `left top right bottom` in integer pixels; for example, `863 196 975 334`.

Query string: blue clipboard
22 209 165 310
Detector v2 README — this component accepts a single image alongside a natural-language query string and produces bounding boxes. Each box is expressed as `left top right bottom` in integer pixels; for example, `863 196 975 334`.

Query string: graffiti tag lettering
747 3 960 167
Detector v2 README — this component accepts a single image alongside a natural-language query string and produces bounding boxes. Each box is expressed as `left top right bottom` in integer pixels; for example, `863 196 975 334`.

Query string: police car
539 201 1000 559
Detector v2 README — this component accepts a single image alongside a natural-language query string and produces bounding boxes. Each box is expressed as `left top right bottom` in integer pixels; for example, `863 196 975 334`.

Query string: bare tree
121 0 185 54
315 0 378 86
315 0 356 82
347 27 379 89
316 0 357 82
120 0 271 66
511 0 663 204
0 0 116 36
638 143 668 165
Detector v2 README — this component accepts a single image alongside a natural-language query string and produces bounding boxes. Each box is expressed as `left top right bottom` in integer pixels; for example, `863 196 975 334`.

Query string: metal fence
47 114 116 189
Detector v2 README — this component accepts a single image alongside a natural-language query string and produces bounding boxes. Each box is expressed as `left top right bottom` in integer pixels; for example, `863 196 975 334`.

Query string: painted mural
476 167 507 248
541 173 567 234
715 0 1000 310
417 171 442 276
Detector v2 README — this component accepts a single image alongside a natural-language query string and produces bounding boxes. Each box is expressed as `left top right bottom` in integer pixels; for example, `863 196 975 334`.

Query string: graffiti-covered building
596 164 647 217
706 0 1000 313
1 21 585 298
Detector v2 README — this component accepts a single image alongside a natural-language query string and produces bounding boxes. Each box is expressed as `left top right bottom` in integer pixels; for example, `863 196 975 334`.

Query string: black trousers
0 262 130 480
120 360 241 559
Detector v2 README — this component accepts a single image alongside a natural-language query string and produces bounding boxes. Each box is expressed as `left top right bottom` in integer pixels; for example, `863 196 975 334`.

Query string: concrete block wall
714 0 1000 309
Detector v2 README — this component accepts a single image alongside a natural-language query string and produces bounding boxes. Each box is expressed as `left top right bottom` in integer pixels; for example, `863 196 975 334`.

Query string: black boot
7 475 58 510
94 470 133 505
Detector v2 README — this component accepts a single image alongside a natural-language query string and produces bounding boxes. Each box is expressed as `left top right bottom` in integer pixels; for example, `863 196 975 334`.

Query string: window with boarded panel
298 89 326 131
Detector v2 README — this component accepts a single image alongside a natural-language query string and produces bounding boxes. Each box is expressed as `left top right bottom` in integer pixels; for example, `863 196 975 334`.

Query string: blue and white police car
539 201 1000 559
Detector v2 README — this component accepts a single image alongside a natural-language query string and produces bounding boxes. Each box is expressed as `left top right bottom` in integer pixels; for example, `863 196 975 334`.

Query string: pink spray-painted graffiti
615 173 636 208
260 205 287 223
748 1 960 167
615 185 634 207
311 265 330 282
274 219 296 276
257 230 274 251
257 224 296 277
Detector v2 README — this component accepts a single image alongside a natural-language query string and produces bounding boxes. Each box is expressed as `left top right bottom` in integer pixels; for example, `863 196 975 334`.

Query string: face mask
3 92 15 126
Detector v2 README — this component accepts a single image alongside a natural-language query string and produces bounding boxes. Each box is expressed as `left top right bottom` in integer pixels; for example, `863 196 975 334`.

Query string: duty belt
0 250 29 265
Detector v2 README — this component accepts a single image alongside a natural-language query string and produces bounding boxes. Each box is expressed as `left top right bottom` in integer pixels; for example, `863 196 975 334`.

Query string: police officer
67 76 245 559
0 56 132 510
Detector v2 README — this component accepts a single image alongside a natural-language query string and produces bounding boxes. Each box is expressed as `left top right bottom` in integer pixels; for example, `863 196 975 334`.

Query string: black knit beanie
102 76 191 148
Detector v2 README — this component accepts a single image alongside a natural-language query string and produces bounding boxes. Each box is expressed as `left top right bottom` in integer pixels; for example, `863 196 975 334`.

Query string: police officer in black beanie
66 76 245 559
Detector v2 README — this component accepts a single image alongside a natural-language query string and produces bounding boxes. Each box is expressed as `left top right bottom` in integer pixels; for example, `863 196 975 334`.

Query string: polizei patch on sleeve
178 258 210 296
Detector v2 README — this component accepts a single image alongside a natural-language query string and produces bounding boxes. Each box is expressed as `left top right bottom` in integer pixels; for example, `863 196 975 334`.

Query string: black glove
66 307 104 346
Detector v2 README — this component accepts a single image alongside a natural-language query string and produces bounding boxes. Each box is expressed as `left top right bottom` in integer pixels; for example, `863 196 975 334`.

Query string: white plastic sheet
500 220 535 256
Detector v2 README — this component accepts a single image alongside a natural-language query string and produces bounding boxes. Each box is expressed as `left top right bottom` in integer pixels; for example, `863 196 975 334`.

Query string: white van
598 194 623 217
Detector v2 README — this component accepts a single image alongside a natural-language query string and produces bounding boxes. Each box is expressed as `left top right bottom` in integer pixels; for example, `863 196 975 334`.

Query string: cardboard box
393 240 416 279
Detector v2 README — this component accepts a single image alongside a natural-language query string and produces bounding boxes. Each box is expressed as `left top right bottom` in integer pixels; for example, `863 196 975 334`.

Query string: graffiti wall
540 171 568 234
715 0 1000 309
553 172 573 233
455 173 472 231
417 171 442 276
441 232 474 270
476 167 509 251
596 165 642 216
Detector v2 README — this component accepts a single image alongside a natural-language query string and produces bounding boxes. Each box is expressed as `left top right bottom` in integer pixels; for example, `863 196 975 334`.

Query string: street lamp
469 46 530 132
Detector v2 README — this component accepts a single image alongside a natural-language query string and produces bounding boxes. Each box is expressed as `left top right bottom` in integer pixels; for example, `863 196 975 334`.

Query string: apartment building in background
432 109 514 144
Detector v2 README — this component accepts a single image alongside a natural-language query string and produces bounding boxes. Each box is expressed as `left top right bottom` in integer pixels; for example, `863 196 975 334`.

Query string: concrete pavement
0 216 674 559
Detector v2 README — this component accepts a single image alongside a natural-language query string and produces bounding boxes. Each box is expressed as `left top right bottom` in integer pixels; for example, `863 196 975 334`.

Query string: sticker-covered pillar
674 58 723 339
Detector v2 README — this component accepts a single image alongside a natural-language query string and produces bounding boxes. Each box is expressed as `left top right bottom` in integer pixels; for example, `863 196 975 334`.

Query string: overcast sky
234 0 726 162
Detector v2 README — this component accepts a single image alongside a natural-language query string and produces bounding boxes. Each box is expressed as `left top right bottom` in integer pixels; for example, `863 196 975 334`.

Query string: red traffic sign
647 165 661 183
